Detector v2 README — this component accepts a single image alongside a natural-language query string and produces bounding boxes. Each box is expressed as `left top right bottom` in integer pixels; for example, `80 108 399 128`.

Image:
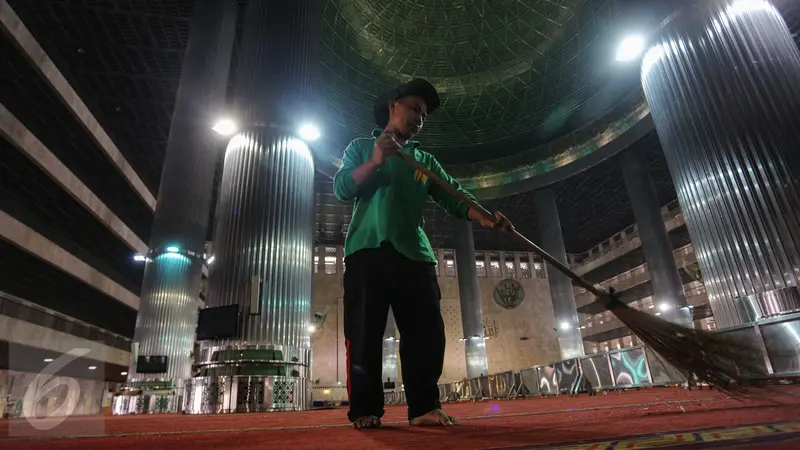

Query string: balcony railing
570 200 684 269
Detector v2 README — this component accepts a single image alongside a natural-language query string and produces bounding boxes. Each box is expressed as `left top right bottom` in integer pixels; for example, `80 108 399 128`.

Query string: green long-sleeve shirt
333 131 477 264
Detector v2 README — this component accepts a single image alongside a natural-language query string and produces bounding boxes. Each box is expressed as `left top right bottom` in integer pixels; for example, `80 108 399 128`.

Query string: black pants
343 243 445 421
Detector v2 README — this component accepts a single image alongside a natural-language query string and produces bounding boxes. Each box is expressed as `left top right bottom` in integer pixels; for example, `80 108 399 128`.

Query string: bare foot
352 415 381 429
409 409 458 426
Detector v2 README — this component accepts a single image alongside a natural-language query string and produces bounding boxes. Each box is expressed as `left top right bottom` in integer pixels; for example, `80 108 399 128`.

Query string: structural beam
0 103 147 252
0 209 139 309
0 0 156 210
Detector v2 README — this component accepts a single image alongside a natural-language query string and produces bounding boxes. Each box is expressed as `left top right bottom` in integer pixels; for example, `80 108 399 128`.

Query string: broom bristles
603 289 764 392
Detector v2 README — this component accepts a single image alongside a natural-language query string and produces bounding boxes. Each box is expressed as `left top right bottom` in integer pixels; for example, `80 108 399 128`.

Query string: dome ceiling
318 0 637 167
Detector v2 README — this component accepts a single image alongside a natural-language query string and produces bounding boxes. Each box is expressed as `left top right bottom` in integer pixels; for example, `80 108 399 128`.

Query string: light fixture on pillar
616 35 646 61
212 118 238 136
298 123 320 141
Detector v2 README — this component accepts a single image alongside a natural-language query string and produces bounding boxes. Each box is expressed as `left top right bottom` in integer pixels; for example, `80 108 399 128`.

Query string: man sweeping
333 79 511 429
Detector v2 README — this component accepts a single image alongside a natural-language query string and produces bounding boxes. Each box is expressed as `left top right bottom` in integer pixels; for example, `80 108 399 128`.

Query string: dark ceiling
2 0 800 325
319 0 637 160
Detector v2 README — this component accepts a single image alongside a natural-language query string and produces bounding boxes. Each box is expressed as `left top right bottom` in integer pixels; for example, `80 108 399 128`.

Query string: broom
390 142 764 392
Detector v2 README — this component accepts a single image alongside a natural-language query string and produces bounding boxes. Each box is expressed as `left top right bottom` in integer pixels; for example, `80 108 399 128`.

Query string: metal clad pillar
454 220 489 378
196 0 321 411
641 0 800 327
620 151 692 327
382 309 398 385
130 0 236 388
534 189 584 359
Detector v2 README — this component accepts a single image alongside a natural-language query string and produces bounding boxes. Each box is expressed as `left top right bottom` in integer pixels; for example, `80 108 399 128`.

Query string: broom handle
393 150 609 300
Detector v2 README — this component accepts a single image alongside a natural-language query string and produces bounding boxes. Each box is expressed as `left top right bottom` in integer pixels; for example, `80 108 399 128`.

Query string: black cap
373 79 441 129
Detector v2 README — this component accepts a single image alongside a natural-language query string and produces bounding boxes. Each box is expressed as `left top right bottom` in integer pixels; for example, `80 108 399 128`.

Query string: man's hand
370 133 402 166
470 209 513 232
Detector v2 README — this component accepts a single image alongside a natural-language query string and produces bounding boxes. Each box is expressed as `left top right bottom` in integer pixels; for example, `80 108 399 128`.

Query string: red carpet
2 386 800 449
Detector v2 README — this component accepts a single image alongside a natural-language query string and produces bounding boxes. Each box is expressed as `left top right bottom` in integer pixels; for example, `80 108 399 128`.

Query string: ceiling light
121 372 128 376
206 255 215 265
298 124 320 141
88 366 97 370
212 119 238 136
133 254 146 262
307 325 317 333
165 246 180 254
559 321 571 331
616 35 646 62
658 303 671 312
44 358 54 363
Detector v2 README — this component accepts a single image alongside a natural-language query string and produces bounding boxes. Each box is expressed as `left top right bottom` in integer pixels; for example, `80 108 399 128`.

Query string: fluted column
534 189 584 359
202 0 320 393
453 220 489 378
621 151 692 327
381 309 398 386
129 0 236 387
641 0 800 327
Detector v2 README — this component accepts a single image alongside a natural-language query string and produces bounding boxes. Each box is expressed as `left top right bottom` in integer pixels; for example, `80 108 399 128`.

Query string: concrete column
453 220 489 378
641 0 800 327
129 0 236 388
621 151 691 327
534 189 584 359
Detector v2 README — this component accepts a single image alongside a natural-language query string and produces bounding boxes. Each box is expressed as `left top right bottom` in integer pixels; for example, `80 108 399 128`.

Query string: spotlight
616 35 646 61
165 246 180 254
133 254 146 262
212 119 238 136
560 321 571 331
298 124 320 141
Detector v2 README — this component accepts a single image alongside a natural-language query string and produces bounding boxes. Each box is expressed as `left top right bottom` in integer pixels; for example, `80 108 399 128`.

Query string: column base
182 344 312 413
183 376 311 414
111 382 182 415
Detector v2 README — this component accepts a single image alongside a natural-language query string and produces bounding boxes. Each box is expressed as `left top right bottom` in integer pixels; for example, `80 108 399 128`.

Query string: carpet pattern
1 386 799 449
511 420 800 449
